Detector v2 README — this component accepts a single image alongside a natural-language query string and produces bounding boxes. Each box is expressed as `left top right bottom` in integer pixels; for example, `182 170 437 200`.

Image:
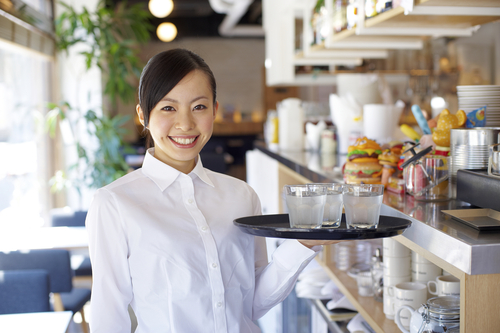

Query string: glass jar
419 296 460 333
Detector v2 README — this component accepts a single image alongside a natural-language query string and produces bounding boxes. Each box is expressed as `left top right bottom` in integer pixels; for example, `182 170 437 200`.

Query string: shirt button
212 263 218 268
216 302 223 308
201 226 208 231
188 198 194 204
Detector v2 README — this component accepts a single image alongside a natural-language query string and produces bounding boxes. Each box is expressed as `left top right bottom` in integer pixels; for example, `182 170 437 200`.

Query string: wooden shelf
317 258 400 333
314 0 500 52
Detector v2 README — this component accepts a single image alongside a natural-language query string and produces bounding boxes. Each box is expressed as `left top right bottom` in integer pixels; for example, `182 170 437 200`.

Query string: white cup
363 104 400 145
411 251 431 264
428 275 460 297
384 274 411 287
411 262 442 283
384 256 411 277
388 282 428 329
383 238 410 258
356 270 374 297
383 274 411 320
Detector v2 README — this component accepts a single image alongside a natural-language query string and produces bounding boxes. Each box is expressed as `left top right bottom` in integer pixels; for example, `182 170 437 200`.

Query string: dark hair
138 49 217 146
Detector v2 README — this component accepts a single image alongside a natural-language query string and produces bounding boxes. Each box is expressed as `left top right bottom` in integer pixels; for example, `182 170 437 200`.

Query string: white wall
142 38 265 113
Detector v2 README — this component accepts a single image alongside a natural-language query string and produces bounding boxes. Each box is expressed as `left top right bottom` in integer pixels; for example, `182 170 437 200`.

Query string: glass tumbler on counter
308 183 344 227
284 184 326 229
343 184 384 229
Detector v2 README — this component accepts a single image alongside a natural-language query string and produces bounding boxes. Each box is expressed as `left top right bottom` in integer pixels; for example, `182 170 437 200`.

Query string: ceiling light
157 22 177 42
148 0 174 18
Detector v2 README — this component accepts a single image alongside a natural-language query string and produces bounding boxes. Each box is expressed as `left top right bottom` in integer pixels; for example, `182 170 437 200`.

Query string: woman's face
137 69 218 173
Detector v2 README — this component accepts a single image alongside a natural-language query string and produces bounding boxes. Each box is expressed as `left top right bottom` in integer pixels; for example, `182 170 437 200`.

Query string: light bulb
157 22 177 42
149 0 174 18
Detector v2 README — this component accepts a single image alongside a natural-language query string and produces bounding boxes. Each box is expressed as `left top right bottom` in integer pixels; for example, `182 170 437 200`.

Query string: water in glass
344 192 383 229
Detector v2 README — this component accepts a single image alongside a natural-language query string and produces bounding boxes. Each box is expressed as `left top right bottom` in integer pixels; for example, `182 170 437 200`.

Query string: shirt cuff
272 239 320 271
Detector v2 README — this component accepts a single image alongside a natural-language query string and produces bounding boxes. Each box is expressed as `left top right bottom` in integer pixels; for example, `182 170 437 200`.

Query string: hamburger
344 137 383 184
343 161 383 184
347 137 382 162
378 141 404 185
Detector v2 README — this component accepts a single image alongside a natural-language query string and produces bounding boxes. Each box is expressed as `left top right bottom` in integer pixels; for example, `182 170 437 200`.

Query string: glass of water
284 184 326 229
343 184 384 229
308 183 344 228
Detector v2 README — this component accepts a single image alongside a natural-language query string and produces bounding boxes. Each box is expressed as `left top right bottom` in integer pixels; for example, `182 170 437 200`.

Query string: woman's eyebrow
160 96 209 103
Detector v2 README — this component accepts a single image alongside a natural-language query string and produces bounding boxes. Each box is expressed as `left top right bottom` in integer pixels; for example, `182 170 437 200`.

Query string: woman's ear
136 104 145 127
213 101 219 120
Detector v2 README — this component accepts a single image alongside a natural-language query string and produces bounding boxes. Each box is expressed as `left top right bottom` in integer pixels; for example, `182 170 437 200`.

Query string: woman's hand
298 239 345 249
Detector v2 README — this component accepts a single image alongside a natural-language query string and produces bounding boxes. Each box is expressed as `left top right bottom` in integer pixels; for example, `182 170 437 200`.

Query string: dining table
0 311 73 333
0 226 88 252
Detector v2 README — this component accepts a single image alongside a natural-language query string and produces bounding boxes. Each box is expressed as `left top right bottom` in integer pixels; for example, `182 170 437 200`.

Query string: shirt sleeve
249 188 321 320
86 188 133 333
252 238 321 320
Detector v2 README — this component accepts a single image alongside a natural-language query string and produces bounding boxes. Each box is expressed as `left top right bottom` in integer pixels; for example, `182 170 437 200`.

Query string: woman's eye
161 106 175 111
193 104 207 111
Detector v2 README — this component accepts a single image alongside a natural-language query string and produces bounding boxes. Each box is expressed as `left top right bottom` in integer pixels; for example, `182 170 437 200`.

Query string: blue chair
0 269 51 314
50 208 92 278
0 249 90 333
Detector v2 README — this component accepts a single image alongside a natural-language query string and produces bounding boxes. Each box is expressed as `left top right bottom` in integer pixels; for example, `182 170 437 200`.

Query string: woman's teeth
171 137 196 145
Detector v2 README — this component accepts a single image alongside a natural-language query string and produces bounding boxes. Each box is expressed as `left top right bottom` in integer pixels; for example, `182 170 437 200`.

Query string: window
0 40 53 228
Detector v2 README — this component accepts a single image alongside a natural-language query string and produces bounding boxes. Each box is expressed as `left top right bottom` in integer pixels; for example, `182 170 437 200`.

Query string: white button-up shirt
86 149 320 333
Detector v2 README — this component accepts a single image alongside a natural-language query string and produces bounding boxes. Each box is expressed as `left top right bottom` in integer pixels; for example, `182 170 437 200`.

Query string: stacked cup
382 238 411 320
411 251 442 298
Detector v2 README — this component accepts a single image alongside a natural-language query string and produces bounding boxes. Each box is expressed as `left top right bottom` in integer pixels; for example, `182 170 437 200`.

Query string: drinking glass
308 183 344 227
343 184 384 229
284 184 326 229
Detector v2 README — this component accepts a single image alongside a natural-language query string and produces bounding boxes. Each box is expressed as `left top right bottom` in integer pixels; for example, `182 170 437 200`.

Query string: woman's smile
169 135 199 147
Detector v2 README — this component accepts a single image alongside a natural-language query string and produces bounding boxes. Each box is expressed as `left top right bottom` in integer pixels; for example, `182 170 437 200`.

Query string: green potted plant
48 0 153 209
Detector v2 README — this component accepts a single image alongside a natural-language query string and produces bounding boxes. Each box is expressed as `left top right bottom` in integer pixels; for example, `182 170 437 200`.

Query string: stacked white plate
457 85 500 126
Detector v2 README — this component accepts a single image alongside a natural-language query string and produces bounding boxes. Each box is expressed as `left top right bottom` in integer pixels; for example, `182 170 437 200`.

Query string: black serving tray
234 214 411 240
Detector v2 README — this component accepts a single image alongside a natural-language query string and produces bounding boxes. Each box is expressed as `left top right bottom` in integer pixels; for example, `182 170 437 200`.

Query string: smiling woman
135 49 218 173
85 48 329 333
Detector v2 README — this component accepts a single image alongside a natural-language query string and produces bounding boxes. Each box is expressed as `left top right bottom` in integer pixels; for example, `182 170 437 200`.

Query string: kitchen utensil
343 184 384 229
387 282 428 329
457 85 500 127
402 145 450 201
450 127 500 197
278 98 304 151
442 208 500 231
233 214 411 240
428 275 460 297
370 248 383 302
411 105 431 135
348 262 374 296
488 143 500 176
284 184 326 229
395 296 460 333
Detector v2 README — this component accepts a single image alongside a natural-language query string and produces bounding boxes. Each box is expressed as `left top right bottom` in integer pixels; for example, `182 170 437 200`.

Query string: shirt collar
142 148 214 191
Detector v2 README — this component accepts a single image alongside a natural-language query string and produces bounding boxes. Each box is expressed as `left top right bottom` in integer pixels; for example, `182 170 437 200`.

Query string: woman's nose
175 110 195 131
